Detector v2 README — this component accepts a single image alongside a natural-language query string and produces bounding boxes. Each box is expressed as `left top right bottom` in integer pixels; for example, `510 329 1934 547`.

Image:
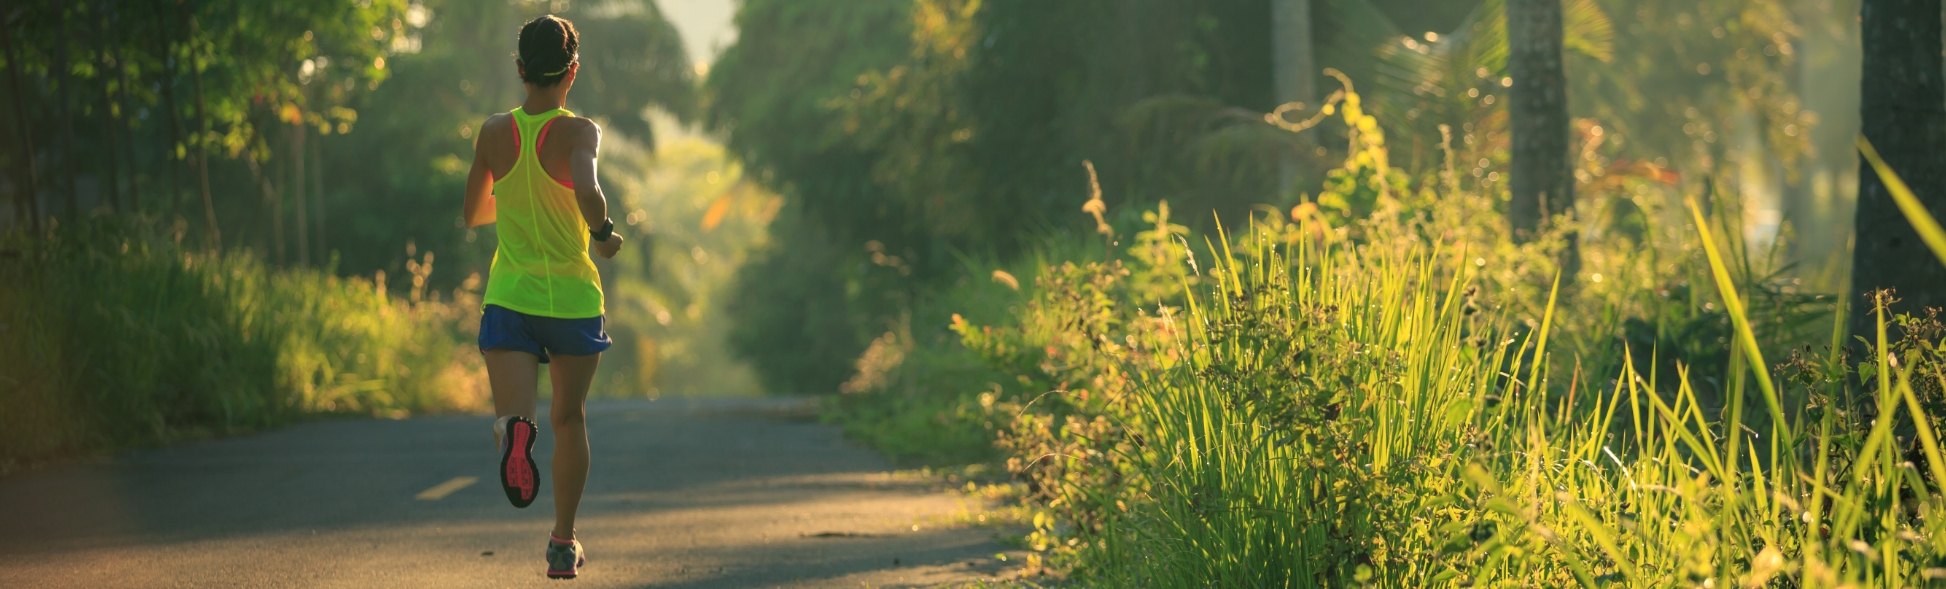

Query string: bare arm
569 119 624 258
462 119 497 227
569 119 607 229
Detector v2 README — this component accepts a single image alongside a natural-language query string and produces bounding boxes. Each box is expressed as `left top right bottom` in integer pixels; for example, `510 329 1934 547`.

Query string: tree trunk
186 9 219 250
100 81 123 214
52 26 79 221
271 126 286 264
292 121 308 266
96 8 124 215
1506 0 1573 241
246 124 284 265
108 3 141 212
312 135 325 260
1850 0 1946 347
154 0 187 218
0 15 39 235
1272 0 1317 195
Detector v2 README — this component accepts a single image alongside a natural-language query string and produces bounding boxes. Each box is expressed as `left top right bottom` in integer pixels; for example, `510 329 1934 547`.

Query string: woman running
460 14 622 580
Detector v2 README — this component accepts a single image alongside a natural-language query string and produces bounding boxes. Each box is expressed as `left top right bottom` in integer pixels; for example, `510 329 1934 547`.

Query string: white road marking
415 476 479 500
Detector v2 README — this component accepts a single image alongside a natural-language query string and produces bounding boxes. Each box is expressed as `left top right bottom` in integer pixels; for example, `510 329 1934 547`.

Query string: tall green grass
0 216 486 470
826 226 1124 466
1095 222 1509 585
820 115 1946 584
1077 146 1946 586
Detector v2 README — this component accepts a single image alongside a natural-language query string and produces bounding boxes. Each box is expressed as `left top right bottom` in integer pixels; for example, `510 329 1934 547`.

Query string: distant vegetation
707 0 1826 399
701 0 1946 584
9 0 1946 584
0 0 733 467
0 215 483 471
824 91 1946 584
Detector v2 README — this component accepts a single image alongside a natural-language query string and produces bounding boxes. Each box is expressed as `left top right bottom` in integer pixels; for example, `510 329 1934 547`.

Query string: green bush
0 216 485 470
1075 213 1946 587
819 84 1946 585
726 227 866 396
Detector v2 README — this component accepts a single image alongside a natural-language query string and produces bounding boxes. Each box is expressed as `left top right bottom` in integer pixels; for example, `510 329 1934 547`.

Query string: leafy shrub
726 235 862 396
819 75 1940 588
964 212 1946 587
0 216 485 469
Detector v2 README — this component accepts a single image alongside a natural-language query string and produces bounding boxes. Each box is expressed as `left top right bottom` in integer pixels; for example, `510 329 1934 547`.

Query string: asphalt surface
0 398 1024 588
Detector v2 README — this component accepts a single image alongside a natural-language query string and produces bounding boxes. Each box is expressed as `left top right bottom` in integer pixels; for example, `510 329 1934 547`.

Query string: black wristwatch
591 218 615 242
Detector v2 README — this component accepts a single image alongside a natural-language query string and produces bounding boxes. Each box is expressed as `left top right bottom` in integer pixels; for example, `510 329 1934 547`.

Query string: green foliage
728 0 1282 253
960 0 1279 233
704 0 914 392
824 0 984 245
322 0 695 284
1116 0 1810 262
568 1 698 143
882 200 1946 586
1095 223 1498 586
827 227 1136 465
0 216 484 470
138 0 407 162
705 0 912 251
1 0 408 256
0 1 720 468
1360 0 1807 189
815 63 1896 582
706 1 1903 582
596 137 776 397
724 217 869 396
1310 79 1414 224
956 258 1161 535
1 0 695 290
710 0 1285 393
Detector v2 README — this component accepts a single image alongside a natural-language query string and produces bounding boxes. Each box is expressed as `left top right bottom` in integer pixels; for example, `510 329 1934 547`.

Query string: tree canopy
705 0 1822 393
1 0 696 292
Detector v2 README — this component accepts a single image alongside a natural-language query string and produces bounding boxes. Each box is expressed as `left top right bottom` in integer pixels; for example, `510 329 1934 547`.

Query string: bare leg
485 350 542 443
545 353 599 540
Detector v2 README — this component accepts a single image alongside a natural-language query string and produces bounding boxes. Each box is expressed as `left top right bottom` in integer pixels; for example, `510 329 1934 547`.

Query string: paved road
0 398 1023 588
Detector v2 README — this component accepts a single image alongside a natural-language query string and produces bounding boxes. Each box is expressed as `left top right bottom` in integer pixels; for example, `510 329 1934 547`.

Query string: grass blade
1857 136 1946 267
1686 199 1792 449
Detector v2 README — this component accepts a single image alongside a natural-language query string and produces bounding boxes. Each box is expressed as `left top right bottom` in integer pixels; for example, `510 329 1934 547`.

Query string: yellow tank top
483 107 604 318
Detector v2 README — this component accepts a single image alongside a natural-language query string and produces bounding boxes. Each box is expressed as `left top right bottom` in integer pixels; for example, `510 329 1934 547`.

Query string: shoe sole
500 418 539 508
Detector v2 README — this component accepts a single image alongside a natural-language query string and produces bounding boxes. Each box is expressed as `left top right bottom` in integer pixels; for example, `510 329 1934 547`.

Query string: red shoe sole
500 418 539 508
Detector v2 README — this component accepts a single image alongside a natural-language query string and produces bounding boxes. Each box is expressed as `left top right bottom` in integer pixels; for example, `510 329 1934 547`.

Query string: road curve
0 398 1022 588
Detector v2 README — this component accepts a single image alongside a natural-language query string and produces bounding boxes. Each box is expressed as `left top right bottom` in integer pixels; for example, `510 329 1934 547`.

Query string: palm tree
1273 0 1318 194
1849 0 1946 345
1505 0 1570 242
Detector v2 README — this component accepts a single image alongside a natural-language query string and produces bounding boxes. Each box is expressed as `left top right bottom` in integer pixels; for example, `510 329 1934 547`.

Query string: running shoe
497 415 540 508
546 536 585 579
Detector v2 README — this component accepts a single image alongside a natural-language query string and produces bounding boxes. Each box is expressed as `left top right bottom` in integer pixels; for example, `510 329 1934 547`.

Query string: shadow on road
0 398 1027 588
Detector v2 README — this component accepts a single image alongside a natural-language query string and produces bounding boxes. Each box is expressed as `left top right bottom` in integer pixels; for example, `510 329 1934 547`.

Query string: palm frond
1563 0 1616 63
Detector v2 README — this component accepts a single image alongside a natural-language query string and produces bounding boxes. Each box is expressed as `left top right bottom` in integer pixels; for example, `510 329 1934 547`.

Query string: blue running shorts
478 304 612 363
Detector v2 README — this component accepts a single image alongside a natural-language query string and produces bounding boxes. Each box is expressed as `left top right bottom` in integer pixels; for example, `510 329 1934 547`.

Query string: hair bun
517 15 579 86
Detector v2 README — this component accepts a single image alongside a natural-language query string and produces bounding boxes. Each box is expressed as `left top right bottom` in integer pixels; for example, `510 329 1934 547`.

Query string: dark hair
517 15 579 87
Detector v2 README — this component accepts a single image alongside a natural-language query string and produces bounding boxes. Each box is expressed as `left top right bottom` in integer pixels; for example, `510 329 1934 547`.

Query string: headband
542 55 578 76
517 54 578 77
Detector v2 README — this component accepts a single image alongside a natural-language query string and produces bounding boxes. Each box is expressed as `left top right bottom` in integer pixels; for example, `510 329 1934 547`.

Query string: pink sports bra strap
511 114 565 156
537 118 572 188
508 110 574 189
538 118 560 154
